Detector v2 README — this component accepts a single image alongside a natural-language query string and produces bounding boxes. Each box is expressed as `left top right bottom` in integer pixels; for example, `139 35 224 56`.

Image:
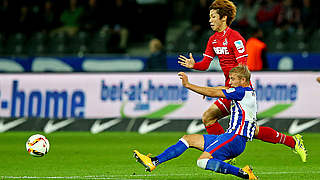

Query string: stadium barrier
0 117 319 134
1 53 320 72
1 72 319 119
1 71 319 134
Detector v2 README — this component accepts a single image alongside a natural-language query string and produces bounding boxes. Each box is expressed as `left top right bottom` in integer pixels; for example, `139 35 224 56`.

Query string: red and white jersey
193 27 248 86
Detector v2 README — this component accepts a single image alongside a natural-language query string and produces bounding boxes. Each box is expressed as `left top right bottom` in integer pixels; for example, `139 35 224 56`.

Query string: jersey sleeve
222 87 245 101
193 36 216 71
230 32 248 65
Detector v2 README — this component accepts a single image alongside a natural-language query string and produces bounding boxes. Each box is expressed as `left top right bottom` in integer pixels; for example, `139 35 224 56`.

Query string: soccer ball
26 134 50 157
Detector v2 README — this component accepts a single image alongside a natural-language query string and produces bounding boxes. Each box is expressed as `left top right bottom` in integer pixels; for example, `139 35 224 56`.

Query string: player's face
209 9 225 32
229 73 243 87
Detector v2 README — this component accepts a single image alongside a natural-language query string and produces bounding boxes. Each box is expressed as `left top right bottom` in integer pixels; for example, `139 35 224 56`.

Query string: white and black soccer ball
26 134 50 157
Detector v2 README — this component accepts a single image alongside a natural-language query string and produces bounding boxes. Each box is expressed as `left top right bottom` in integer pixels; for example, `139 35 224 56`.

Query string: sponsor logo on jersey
234 40 245 53
226 88 235 93
223 38 228 46
213 47 229 54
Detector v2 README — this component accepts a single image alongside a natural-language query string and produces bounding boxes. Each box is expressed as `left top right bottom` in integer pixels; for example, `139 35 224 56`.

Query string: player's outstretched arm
178 53 195 69
178 72 227 98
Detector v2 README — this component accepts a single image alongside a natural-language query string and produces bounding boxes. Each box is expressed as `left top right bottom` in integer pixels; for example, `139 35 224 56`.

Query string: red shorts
214 98 231 116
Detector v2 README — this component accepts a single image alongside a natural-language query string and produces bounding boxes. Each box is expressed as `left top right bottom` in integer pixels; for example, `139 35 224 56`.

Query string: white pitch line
2 171 320 179
0 176 143 180
258 171 320 175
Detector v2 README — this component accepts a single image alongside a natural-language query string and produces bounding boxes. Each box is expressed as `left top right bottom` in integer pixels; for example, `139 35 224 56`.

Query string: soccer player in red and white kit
178 0 306 162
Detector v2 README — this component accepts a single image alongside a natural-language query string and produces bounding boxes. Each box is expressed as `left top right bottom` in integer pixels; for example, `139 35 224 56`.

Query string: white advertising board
0 72 319 119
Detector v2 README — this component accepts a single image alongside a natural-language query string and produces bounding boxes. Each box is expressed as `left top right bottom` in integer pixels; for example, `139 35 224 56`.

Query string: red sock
205 122 224 135
256 126 295 148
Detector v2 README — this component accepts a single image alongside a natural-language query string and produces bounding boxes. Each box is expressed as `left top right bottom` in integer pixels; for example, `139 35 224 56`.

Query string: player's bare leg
182 134 205 150
202 103 226 135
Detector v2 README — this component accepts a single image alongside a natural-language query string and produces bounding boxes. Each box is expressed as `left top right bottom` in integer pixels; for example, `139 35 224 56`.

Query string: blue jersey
222 86 257 140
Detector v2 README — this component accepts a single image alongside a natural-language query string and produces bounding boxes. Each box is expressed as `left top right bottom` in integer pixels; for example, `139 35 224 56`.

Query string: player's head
229 65 251 87
209 0 237 32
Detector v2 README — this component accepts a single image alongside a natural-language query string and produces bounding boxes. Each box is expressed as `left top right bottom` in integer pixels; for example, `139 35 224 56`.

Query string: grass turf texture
1 132 319 180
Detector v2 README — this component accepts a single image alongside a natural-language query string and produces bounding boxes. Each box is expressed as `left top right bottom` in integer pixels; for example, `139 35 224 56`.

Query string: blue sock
156 139 188 165
205 159 240 176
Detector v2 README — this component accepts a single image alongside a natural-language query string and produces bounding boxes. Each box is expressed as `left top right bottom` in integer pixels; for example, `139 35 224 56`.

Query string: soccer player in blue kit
134 65 258 179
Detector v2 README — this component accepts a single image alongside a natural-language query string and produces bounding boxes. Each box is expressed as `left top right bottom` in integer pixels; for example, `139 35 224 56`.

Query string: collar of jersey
236 86 253 91
215 27 230 37
244 86 254 91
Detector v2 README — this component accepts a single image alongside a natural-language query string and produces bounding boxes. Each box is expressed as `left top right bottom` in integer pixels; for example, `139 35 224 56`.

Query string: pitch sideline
2 171 320 179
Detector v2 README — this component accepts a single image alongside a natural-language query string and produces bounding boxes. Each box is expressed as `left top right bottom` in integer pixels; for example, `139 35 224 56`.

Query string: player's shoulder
228 28 245 40
235 86 247 92
206 33 218 44
228 86 250 92
225 86 244 93
209 33 217 40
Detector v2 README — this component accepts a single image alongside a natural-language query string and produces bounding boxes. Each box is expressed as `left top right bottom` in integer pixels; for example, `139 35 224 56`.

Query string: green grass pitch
1 132 320 179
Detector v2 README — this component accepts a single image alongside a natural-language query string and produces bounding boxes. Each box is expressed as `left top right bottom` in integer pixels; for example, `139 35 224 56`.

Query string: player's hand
178 72 189 87
178 53 195 69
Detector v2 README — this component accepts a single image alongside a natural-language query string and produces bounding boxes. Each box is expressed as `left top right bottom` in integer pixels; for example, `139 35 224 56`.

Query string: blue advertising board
0 56 147 72
167 53 320 71
0 53 319 72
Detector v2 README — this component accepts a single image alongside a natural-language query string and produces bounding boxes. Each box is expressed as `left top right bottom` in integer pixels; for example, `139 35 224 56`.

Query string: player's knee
201 112 209 124
180 135 190 148
197 158 209 169
182 135 189 141
202 110 217 126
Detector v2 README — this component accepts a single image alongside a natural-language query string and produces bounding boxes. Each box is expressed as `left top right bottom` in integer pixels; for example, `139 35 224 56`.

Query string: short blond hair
229 65 251 83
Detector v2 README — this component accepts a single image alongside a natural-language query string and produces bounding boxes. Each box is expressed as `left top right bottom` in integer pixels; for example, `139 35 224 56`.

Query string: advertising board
0 72 319 119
